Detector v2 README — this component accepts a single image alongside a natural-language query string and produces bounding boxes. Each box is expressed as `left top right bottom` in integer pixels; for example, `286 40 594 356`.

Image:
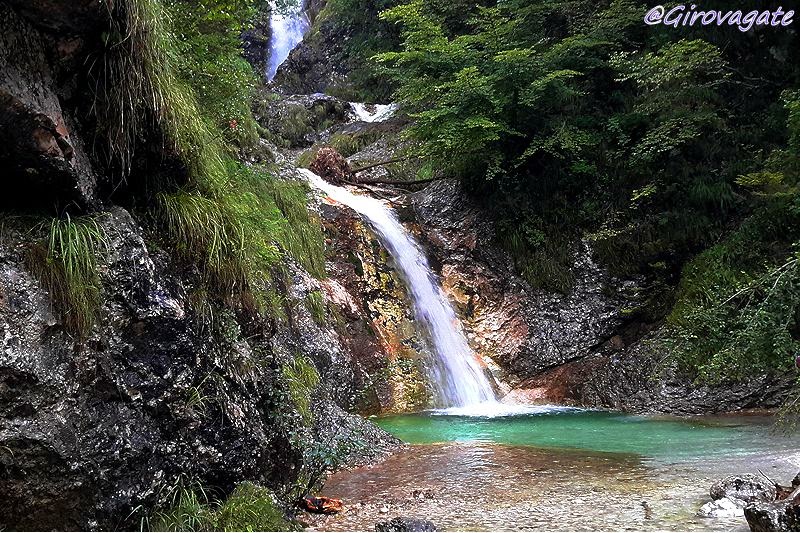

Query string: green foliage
375 0 800 394
149 480 296 532
328 130 385 158
150 480 213 532
93 0 326 318
165 0 262 147
156 163 326 313
664 92 800 382
282 355 321 425
92 0 228 184
666 211 800 381
212 482 297 532
26 216 107 339
305 290 327 325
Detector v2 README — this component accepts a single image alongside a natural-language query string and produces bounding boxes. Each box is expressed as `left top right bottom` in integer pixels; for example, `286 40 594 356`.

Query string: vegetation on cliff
364 0 799 395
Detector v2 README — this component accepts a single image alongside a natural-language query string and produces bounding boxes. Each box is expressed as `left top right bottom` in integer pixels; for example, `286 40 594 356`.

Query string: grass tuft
282 355 320 425
148 480 296 532
26 215 107 339
305 290 327 325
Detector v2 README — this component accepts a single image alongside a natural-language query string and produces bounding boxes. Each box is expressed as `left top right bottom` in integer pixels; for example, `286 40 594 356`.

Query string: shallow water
307 411 799 531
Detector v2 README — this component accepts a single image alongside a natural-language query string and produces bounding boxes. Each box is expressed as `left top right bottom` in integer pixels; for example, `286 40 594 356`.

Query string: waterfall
301 169 497 408
266 0 309 81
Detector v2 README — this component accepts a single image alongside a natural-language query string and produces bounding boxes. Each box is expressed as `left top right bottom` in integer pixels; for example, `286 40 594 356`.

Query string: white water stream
266 0 309 81
301 169 497 408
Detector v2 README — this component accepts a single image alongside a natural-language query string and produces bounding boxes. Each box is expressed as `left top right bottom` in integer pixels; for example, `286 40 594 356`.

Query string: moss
327 130 384 158
26 215 107 339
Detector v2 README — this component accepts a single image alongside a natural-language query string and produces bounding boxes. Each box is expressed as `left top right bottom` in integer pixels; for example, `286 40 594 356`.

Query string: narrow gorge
1 0 799 531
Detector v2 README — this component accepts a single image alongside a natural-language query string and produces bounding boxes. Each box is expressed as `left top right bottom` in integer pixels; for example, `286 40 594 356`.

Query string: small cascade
266 0 309 81
349 102 399 123
301 169 497 408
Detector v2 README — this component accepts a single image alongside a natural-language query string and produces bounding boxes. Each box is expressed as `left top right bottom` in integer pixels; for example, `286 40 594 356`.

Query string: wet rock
745 501 800 531
0 202 399 530
406 177 794 413
409 179 642 389
254 91 350 148
698 497 747 518
311 184 434 413
375 517 437 532
710 474 777 503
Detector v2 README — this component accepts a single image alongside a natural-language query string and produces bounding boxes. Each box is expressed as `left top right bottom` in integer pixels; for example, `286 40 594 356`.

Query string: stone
375 517 437 532
792 472 800 488
710 474 777 503
745 501 800 531
697 497 746 518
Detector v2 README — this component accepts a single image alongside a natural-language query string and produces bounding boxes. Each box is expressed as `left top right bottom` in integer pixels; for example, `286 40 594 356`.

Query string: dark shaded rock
272 18 346 96
375 516 437 532
793 472 800 487
5 0 109 34
745 501 800 531
242 10 272 77
577 338 795 414
0 206 399 530
0 4 98 209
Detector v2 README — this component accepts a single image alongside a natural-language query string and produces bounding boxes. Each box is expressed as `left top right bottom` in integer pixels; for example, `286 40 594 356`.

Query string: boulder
710 474 777 503
697 497 746 518
793 472 800 488
375 517 437 532
253 91 350 148
745 501 800 532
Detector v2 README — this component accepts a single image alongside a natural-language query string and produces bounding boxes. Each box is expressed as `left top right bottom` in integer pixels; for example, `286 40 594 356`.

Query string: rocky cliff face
406 179 795 413
258 87 794 416
0 3 398 530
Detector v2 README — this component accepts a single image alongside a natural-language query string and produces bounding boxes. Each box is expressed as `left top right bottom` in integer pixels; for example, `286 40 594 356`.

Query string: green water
375 409 791 462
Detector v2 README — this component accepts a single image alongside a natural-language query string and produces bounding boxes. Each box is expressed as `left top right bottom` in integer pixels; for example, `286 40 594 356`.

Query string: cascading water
266 0 309 81
301 169 497 408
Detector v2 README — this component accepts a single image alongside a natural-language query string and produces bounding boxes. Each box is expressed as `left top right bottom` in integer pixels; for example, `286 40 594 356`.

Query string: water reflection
308 443 772 531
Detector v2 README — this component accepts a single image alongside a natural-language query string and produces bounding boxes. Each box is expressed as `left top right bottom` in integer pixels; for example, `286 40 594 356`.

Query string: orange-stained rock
303 496 344 514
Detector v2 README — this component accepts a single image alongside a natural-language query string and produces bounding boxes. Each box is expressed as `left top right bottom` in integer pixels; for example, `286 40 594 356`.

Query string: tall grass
26 215 107 338
305 290 327 324
93 0 226 187
94 0 327 318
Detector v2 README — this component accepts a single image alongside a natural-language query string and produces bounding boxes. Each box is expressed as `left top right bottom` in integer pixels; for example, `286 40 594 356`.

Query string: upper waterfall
301 169 496 408
266 0 309 81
